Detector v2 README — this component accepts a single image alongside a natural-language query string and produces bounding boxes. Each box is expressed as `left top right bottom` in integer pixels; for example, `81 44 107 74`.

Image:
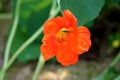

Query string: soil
7 59 113 80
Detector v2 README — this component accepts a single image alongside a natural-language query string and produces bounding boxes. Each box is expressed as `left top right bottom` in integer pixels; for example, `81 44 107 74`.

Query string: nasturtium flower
40 10 91 66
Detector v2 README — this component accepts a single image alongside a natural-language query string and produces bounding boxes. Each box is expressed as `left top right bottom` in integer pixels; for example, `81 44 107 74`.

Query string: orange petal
62 10 77 28
54 16 69 28
40 34 58 60
77 26 91 37
44 10 77 35
56 44 79 66
77 35 91 54
77 26 91 54
44 18 59 35
66 30 79 54
44 16 70 35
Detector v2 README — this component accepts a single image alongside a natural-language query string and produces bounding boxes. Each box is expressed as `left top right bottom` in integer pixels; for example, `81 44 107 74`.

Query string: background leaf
57 0 105 26
11 27 41 62
111 0 120 4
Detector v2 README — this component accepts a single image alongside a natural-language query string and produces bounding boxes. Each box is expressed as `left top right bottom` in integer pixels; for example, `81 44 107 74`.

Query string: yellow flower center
56 28 70 42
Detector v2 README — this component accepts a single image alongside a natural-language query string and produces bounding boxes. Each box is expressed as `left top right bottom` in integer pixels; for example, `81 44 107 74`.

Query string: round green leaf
17 42 40 62
58 0 105 26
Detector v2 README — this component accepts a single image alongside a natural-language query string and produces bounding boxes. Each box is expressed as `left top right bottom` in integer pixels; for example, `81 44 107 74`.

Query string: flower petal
66 30 79 54
44 10 77 35
56 44 79 66
77 35 91 54
62 10 77 27
41 10 92 66
40 34 58 60
77 26 91 37
44 16 70 35
54 16 69 28
77 26 91 54
44 18 59 35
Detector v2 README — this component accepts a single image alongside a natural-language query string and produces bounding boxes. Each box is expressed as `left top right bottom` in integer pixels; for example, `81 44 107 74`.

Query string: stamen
56 28 70 42
60 28 70 32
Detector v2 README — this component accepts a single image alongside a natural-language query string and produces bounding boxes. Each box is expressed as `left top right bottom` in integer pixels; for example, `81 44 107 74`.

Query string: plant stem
93 52 120 80
0 0 21 79
32 1 59 79
6 26 43 70
49 0 57 17
2 1 59 73
32 54 45 80
109 52 120 68
0 25 43 80
3 0 21 68
114 74 120 80
0 0 59 80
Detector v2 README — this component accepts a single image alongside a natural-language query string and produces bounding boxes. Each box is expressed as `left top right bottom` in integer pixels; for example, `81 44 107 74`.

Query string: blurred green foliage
108 33 120 48
114 75 120 80
0 1 3 12
104 69 120 80
112 0 120 4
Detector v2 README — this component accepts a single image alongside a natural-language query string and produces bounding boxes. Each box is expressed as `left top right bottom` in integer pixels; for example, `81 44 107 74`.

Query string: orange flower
40 10 91 66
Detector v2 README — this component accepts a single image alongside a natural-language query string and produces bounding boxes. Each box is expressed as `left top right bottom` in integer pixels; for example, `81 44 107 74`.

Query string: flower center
56 28 70 42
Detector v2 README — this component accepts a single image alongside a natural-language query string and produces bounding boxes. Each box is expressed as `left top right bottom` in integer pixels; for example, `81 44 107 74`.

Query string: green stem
3 2 59 73
0 25 43 80
32 54 45 80
0 71 5 80
0 0 59 79
109 52 120 68
6 26 43 70
93 52 120 80
114 74 120 80
49 0 57 17
0 0 21 79
3 0 21 68
32 1 59 80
